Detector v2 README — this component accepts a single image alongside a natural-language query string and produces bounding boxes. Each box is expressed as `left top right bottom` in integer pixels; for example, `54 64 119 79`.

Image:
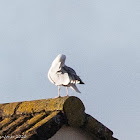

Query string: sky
0 0 139 140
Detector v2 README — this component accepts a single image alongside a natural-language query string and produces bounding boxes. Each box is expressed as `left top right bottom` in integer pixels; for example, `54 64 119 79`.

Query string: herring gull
48 54 84 97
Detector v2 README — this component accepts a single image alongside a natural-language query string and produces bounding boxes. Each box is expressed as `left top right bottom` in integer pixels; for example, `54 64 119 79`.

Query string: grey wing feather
62 66 84 84
64 66 77 75
69 83 81 93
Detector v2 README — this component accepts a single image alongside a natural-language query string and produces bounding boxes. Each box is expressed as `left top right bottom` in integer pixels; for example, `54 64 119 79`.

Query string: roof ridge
0 96 118 140
0 96 70 117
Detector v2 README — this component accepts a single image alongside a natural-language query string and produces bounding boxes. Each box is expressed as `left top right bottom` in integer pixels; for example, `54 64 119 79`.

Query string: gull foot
54 95 61 98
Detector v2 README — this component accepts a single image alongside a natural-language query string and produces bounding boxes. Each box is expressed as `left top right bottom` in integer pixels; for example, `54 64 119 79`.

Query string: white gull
48 54 84 97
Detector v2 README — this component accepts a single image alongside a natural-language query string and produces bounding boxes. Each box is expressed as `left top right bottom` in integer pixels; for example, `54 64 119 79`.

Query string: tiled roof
0 96 118 140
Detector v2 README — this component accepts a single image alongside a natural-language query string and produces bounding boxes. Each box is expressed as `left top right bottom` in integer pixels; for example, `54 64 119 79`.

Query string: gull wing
48 65 70 86
63 65 84 84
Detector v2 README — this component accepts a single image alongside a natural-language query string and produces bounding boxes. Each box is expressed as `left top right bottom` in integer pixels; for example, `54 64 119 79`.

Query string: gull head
52 54 66 67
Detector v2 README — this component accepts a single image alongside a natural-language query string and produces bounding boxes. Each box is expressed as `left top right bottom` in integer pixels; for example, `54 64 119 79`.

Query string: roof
0 96 118 140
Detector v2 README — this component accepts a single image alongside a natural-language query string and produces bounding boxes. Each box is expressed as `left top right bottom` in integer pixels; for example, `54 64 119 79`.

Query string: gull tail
79 80 84 84
69 84 81 93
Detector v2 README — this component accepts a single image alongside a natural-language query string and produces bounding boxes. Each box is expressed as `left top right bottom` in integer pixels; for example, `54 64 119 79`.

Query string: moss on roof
0 96 117 140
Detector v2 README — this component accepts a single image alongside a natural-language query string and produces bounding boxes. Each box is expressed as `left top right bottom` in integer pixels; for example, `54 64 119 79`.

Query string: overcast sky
0 1 139 140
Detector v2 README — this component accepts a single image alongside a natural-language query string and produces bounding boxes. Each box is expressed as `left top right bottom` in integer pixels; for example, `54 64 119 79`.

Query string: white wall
49 125 97 140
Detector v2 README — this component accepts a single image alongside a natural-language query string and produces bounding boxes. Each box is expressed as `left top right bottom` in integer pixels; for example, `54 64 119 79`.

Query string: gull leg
57 86 60 97
66 87 69 96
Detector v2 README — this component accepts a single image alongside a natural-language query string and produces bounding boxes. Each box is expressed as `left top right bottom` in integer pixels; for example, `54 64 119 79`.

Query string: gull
48 54 84 97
